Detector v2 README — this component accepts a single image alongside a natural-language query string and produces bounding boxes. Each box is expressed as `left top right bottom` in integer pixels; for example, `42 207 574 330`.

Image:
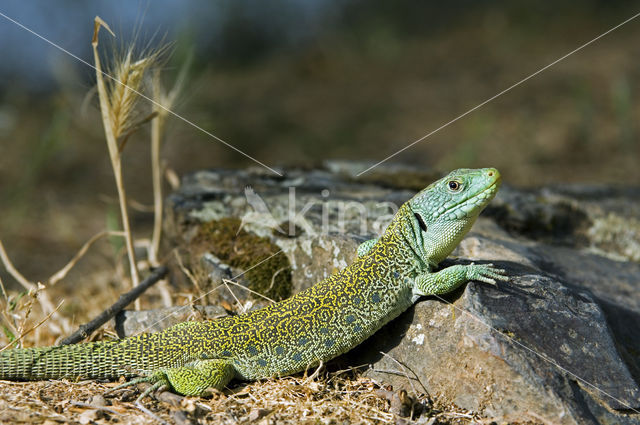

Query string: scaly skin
0 168 507 397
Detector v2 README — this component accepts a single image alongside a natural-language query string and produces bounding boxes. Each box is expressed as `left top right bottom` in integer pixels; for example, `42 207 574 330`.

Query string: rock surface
164 162 640 425
113 305 228 337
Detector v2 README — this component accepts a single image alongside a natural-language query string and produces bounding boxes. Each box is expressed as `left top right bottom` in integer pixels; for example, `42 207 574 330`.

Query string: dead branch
58 266 168 346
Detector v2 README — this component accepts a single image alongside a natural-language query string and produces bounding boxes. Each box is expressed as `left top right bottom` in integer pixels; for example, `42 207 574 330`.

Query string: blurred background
0 1 638 305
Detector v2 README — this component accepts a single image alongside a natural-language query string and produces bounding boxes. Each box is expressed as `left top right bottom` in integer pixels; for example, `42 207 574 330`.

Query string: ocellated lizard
0 167 507 397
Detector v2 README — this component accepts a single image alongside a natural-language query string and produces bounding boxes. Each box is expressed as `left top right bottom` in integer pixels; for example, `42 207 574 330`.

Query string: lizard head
406 167 501 265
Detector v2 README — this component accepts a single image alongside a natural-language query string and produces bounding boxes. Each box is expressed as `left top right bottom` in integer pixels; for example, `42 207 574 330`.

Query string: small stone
87 394 108 407
78 409 100 425
390 389 413 418
248 408 271 421
173 410 197 425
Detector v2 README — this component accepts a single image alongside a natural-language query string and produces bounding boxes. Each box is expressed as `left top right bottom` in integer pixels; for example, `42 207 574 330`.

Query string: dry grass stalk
0 370 488 423
0 240 71 337
0 299 63 353
222 278 276 304
92 17 161 308
0 240 32 291
0 230 128 343
215 374 397 423
1 220 133 345
149 62 188 266
378 350 422 396
0 275 6 301
48 230 126 286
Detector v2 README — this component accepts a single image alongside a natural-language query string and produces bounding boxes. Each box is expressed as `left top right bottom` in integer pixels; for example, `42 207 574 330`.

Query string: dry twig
58 266 168 346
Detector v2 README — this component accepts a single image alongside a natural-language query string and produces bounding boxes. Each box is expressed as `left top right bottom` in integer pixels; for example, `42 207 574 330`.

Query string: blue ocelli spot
354 325 362 333
247 345 258 355
275 346 284 355
319 327 329 334
220 350 232 357
371 293 381 303
298 338 309 346
353 296 361 305
346 315 355 324
257 358 267 367
325 339 335 348
292 353 302 362
393 271 400 278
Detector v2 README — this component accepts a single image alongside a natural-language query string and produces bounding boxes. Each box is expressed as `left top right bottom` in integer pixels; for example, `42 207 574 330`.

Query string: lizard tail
0 340 139 381
0 330 189 381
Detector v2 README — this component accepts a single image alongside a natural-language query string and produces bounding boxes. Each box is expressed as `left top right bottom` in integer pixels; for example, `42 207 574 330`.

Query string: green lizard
0 167 506 397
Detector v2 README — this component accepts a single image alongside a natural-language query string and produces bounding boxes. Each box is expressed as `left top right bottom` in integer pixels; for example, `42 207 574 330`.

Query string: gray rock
164 162 640 424
114 306 228 337
487 184 640 262
353 228 640 424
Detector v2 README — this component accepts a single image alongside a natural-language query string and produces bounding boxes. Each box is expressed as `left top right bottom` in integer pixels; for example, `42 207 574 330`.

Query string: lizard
0 167 507 398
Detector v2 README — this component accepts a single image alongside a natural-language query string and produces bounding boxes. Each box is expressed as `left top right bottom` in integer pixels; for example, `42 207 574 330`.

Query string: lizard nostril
488 170 494 177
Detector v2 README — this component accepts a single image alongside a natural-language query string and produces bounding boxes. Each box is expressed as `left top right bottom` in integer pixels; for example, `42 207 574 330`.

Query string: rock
164 162 640 424
247 408 271 422
114 306 228 337
172 410 197 425
352 227 640 425
86 394 108 407
77 409 100 425
487 184 640 262
165 165 413 299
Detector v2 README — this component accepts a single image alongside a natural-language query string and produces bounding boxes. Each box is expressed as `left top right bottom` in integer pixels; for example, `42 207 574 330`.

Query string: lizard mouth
442 175 501 220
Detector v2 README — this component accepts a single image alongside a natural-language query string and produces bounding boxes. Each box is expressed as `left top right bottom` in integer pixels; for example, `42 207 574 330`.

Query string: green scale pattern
0 168 507 397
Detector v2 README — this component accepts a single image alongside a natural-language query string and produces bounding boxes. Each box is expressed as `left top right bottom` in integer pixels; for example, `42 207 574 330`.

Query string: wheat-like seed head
106 49 156 139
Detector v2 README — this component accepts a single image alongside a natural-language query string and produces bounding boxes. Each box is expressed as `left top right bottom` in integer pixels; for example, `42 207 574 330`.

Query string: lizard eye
447 180 462 191
414 212 427 232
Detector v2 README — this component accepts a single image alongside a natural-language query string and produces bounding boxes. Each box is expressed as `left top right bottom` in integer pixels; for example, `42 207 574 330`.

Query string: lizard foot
105 371 171 402
466 262 508 285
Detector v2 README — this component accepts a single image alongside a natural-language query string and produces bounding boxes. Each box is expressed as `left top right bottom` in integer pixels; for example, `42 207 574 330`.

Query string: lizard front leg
413 263 507 296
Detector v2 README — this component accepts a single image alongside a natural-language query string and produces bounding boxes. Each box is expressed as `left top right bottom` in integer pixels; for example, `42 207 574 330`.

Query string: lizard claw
136 382 168 403
105 371 171 402
467 263 508 285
